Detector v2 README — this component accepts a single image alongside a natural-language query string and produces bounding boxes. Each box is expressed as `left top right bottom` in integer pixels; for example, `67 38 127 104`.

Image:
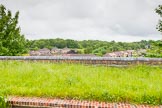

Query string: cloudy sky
1 0 162 42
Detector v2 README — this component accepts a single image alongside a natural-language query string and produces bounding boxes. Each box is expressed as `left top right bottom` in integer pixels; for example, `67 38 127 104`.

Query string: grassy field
0 61 162 105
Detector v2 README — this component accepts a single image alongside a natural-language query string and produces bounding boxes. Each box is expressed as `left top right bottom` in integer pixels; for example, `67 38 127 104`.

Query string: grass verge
0 61 162 105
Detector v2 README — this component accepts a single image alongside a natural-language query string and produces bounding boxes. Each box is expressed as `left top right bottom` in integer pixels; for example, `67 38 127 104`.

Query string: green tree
146 40 162 58
145 5 162 58
66 39 80 48
155 5 162 33
0 4 26 56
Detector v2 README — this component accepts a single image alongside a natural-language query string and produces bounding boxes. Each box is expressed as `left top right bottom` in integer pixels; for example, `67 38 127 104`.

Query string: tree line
27 39 153 56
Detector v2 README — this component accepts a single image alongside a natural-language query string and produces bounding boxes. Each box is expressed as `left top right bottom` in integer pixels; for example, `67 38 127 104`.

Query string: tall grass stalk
0 96 9 108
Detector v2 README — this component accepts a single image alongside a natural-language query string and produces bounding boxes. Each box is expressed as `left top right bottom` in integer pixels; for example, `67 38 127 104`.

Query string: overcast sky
1 0 162 42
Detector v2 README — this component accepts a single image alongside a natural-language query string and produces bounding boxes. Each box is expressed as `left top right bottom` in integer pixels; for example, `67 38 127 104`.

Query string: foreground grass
0 61 162 105
0 96 9 108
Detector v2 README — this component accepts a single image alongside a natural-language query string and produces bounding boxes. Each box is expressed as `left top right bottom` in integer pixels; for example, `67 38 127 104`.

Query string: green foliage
0 61 162 105
155 5 162 33
77 49 84 54
0 4 27 56
66 39 80 48
28 39 151 56
92 47 107 56
146 40 162 58
0 96 9 108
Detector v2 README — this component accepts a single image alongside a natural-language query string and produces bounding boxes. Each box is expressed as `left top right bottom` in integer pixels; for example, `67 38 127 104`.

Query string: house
66 49 78 54
103 53 116 57
114 51 124 57
29 47 80 56
125 50 134 57
30 51 41 56
103 50 135 57
37 48 51 56
136 49 147 57
61 47 71 54
51 47 61 55
66 54 97 57
103 51 120 57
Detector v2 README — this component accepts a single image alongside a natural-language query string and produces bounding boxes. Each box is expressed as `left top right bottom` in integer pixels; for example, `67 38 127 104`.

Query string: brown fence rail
0 56 162 65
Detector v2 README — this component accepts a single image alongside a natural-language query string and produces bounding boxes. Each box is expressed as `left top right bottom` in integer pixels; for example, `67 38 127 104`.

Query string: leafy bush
145 41 162 58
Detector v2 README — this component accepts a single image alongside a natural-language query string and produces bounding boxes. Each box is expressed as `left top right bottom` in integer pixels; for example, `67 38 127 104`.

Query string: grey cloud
1 0 162 41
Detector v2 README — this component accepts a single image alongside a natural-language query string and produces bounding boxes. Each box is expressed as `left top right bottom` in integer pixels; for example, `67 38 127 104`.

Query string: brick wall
8 97 162 108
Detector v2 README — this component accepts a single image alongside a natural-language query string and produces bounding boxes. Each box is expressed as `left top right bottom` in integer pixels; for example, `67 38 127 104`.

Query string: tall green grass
0 61 162 105
0 96 9 108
